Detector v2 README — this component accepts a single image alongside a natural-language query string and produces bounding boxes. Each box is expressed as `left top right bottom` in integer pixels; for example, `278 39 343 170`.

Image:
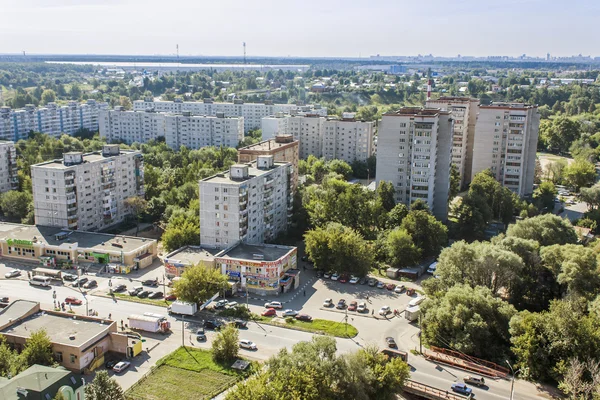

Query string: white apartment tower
31 145 144 232
375 107 453 221
199 156 293 249
426 97 479 187
0 141 18 194
471 103 540 197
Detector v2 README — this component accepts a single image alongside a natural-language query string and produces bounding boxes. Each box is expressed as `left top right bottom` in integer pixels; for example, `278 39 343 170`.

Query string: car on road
349 276 359 284
323 272 332 279
105 360 118 369
83 280 97 289
427 262 437 274
128 286 143 296
281 309 298 317
112 361 131 373
72 277 88 287
204 320 224 330
230 320 247 329
0 296 9 303
137 290 150 298
451 383 473 396
323 298 333 307
376 281 385 289
348 301 358 311
261 308 277 317
368 278 377 287
264 301 283 309
196 328 206 341
142 279 158 287
64 296 82 305
165 293 177 301
214 299 228 308
385 337 397 348
295 314 313 322
331 273 340 281
148 291 163 299
394 285 405 294
239 340 257 350
379 306 391 316
385 283 396 291
464 375 486 387
357 302 367 313
112 284 127 293
4 270 21 279
226 301 238 308
336 299 347 309
62 273 77 281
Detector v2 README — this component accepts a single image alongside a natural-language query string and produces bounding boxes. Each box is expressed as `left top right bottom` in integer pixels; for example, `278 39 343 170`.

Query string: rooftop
428 96 479 103
31 149 140 170
217 242 295 262
480 102 537 109
384 107 450 117
201 160 289 184
0 223 155 254
238 137 298 153
0 365 79 400
164 246 220 266
0 300 39 331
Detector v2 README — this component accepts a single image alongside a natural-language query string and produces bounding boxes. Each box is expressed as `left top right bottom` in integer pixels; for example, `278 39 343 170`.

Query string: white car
323 298 333 307
379 306 391 316
264 301 283 309
112 361 131 373
394 285 405 294
239 340 257 350
349 276 360 284
331 273 340 281
214 299 228 308
427 262 437 274
323 272 331 279
226 301 238 308
357 302 367 313
4 270 21 279
409 297 426 307
281 309 298 317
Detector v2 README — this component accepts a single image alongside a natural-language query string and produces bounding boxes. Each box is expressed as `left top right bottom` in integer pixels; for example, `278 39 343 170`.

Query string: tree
212 324 239 362
0 336 19 377
563 158 596 192
541 116 581 153
53 392 67 400
376 181 395 212
0 191 32 221
173 264 228 305
386 229 421 269
421 284 517 362
558 357 600 399
533 181 557 212
41 89 56 105
506 214 578 246
449 163 460 199
400 210 447 257
544 160 567 184
161 211 200 252
326 159 353 180
119 96 132 110
386 203 408 228
84 370 125 400
20 329 54 368
579 184 600 210
69 83 82 100
123 196 147 235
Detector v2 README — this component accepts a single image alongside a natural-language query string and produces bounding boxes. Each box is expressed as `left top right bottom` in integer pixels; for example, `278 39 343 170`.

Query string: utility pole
506 360 516 400
163 274 166 297
419 313 422 354
182 315 185 346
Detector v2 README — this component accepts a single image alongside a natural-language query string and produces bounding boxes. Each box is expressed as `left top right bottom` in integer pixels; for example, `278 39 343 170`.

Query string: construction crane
176 44 179 60
243 42 246 64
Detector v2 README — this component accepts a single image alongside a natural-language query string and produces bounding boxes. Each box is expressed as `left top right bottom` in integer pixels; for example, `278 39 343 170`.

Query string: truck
127 314 170 333
404 305 420 322
168 301 198 316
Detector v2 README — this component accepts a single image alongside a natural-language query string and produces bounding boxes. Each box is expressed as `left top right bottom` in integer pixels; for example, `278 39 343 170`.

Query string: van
29 276 52 287
408 296 425 307
464 375 486 387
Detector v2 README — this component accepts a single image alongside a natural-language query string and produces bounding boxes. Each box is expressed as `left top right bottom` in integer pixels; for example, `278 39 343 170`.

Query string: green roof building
0 364 85 400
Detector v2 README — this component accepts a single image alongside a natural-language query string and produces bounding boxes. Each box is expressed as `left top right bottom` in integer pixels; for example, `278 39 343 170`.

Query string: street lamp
505 360 516 400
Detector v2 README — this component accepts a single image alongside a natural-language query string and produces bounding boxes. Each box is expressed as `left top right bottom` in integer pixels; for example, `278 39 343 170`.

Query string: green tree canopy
400 210 447 257
385 229 421 269
84 370 125 400
563 158 596 192
533 181 557 212
212 324 239 362
506 214 578 246
540 244 600 299
20 329 55 368
173 264 229 305
0 191 32 221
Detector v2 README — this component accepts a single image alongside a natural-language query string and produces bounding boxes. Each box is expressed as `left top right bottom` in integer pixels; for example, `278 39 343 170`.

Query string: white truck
128 314 170 333
168 301 198 316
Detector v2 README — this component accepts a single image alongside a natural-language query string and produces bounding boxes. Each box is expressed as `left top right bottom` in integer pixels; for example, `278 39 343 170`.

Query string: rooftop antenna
243 42 246 64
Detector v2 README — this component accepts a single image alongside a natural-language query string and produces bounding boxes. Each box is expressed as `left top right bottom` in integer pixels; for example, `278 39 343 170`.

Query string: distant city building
132 98 326 133
426 97 479 188
0 141 18 194
471 102 540 197
199 156 293 249
0 100 108 141
375 107 453 221
99 108 244 149
31 145 144 232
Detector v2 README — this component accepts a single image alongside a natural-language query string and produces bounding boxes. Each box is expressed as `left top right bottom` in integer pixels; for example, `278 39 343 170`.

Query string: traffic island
252 315 358 338
105 292 173 307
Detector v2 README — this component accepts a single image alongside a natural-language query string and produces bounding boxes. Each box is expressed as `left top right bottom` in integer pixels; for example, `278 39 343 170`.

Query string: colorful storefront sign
6 239 33 247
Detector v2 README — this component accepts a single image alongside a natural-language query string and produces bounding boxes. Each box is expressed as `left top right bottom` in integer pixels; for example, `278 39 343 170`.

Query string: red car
261 308 277 317
339 275 348 283
385 283 396 291
165 293 177 301
64 297 82 305
348 301 358 311
295 314 313 322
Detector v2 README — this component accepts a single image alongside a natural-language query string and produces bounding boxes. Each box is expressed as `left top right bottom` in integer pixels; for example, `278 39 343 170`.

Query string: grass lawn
112 292 172 307
254 315 358 338
125 347 253 400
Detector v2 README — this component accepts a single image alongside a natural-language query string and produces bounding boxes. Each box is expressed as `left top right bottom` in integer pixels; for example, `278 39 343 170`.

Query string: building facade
426 97 479 188
31 145 144 232
199 156 293 249
0 100 108 141
0 141 18 194
471 102 540 197
375 107 453 221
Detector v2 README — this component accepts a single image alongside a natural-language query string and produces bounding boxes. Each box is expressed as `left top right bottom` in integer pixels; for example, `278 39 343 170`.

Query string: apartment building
238 134 299 193
99 108 244 149
0 100 108 141
426 97 479 187
133 98 326 133
471 102 540 197
199 155 293 249
375 107 453 221
31 145 144 232
0 141 18 194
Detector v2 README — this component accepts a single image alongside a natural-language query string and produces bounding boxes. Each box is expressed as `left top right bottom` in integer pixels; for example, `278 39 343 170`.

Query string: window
56 352 63 362
70 354 76 363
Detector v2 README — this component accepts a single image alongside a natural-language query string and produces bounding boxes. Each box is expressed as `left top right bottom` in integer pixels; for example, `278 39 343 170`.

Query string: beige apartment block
0 141 18 194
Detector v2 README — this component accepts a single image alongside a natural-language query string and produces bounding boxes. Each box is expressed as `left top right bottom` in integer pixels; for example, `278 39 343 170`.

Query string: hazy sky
2 0 598 58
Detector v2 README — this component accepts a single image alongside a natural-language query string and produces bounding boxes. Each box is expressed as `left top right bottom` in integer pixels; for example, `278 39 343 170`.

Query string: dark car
0 296 9 303
83 280 97 289
72 277 88 287
336 299 347 309
113 284 127 292
128 286 143 296
62 273 78 281
148 291 164 299
204 320 223 330
316 270 324 278
105 360 118 369
230 319 248 329
295 314 313 322
386 337 397 348
359 277 368 285
196 328 206 341
142 279 159 287
137 290 150 298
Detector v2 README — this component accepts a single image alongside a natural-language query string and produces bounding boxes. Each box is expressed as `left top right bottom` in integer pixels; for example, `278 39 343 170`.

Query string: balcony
67 203 78 211
67 219 78 229
65 179 76 188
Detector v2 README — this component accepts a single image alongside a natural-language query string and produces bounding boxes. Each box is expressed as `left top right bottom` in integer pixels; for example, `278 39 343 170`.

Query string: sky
2 0 599 58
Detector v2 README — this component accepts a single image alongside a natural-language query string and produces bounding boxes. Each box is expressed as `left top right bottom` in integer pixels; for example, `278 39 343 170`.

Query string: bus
29 276 52 287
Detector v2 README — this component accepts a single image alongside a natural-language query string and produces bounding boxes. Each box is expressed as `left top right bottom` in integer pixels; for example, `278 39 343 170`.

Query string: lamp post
505 360 516 400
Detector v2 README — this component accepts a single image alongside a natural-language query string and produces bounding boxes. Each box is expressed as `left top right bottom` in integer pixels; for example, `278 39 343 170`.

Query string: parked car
368 278 377 287
409 297 425 307
4 270 21 279
348 301 358 311
261 308 277 317
128 286 143 296
376 281 385 289
359 277 368 285
196 328 206 341
226 301 238 308
142 279 159 287
239 340 257 350
331 273 340 281
385 283 396 291
113 284 127 292
64 296 82 305
379 306 391 316
451 383 473 396
323 298 333 307
324 272 332 279
83 280 97 289
62 273 77 281
137 290 150 298
336 299 347 309
282 309 298 317
0 296 9 303
230 320 247 329
214 299 228 308
72 277 88 287
338 275 348 283
386 337 397 348
464 376 486 387
357 302 367 313
316 270 324 278
204 320 223 330
295 314 313 322
349 276 359 284
264 301 283 309
112 361 131 373
148 291 164 299
427 262 438 274
394 285 406 294
165 293 177 301
105 360 118 369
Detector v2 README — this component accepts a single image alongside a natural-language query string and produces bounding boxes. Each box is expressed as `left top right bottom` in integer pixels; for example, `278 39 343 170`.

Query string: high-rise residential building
0 141 18 194
0 100 108 141
99 108 244 149
426 97 479 188
31 145 144 232
375 107 453 221
133 98 326 133
238 134 299 193
471 102 540 197
199 155 293 249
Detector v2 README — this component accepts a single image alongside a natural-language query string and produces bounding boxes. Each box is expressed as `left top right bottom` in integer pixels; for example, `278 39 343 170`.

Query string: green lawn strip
253 316 358 338
111 292 172 307
156 346 251 376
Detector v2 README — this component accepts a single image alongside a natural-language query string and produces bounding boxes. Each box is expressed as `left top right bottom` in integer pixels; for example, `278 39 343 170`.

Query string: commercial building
471 102 540 197
99 108 244 149
0 141 18 194
0 222 157 271
164 245 219 278
238 134 299 193
426 97 479 188
133 98 326 133
31 145 144 232
0 300 129 373
0 364 85 400
0 100 108 141
199 156 293 249
375 107 453 221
